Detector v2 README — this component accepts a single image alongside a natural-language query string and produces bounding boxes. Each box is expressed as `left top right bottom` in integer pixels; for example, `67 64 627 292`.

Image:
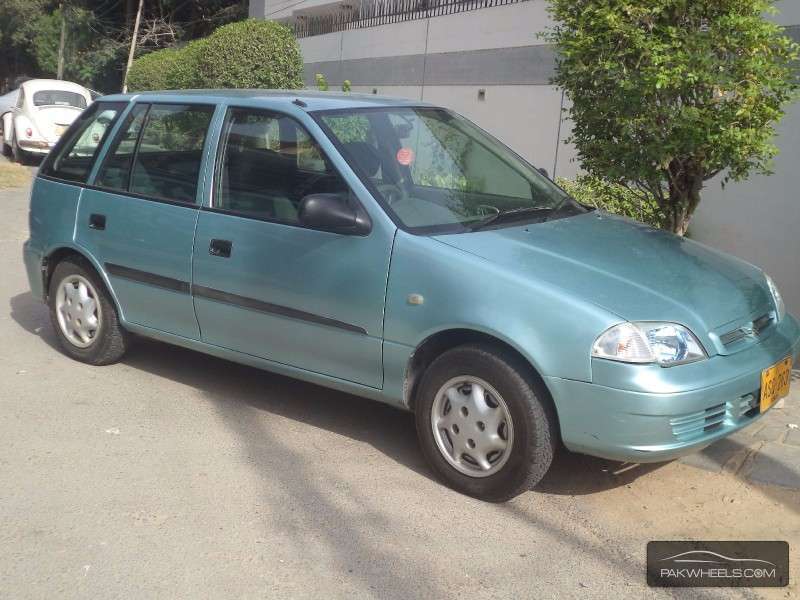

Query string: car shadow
9 291 61 351
14 289 790 504
536 451 669 495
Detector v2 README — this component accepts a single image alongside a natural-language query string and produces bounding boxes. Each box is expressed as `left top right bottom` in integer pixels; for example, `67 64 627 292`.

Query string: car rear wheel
415 344 557 501
48 257 130 365
11 131 28 165
0 122 10 156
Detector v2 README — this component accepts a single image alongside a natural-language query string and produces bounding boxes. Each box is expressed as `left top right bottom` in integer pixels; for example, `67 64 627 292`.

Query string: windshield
316 106 582 233
33 90 87 109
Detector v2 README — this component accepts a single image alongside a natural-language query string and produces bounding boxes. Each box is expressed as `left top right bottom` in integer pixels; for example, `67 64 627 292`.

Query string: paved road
1 180 798 600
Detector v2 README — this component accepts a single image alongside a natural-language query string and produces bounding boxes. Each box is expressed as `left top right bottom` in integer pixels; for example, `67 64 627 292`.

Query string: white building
251 0 800 313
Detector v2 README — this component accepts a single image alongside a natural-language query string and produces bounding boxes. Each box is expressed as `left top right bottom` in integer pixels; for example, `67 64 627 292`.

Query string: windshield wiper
469 206 552 231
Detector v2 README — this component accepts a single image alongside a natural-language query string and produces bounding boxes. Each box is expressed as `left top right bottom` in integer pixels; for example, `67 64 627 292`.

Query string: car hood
434 211 773 347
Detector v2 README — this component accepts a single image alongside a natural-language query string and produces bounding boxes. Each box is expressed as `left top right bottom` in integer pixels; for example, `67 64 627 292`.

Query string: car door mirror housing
298 193 371 235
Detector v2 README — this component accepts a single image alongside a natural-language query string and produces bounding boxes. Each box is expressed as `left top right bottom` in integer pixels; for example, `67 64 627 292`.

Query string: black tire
48 256 130 365
11 131 28 165
0 121 9 156
415 343 558 502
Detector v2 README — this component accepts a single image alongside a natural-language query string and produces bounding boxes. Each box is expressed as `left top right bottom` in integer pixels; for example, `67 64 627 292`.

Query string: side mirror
298 193 371 236
538 167 550 179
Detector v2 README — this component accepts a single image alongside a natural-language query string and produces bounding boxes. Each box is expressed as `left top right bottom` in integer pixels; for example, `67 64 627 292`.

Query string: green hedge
127 19 302 92
557 175 665 228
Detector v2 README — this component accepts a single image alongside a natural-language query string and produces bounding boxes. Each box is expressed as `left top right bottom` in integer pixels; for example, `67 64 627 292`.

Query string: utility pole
57 2 66 80
121 0 144 93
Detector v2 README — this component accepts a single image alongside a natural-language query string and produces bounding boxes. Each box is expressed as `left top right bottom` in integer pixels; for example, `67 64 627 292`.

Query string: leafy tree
546 0 799 235
0 0 49 88
0 1 247 93
557 175 665 227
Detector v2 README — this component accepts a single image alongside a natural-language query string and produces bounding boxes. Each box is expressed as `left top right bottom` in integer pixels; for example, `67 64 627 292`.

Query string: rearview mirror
298 193 371 236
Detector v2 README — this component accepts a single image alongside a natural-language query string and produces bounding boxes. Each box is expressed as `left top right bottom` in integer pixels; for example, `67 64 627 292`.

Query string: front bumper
546 313 800 462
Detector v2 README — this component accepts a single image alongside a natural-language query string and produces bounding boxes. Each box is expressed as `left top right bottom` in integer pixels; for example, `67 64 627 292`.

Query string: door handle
209 239 232 258
89 214 106 230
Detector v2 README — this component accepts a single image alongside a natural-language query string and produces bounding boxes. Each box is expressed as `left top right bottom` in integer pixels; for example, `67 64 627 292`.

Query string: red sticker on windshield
396 147 415 166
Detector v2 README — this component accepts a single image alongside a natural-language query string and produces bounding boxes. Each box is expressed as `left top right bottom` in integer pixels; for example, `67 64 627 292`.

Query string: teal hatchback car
24 91 799 500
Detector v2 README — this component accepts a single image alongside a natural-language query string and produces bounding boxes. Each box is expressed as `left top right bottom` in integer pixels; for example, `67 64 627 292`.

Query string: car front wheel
415 344 558 501
48 257 130 365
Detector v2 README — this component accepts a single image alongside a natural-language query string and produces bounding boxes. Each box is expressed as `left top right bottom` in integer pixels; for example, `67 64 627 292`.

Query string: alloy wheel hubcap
55 275 101 348
430 376 514 478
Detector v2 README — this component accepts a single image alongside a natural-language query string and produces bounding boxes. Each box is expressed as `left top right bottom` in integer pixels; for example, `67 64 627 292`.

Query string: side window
129 104 213 203
40 102 125 183
95 104 148 191
216 108 349 223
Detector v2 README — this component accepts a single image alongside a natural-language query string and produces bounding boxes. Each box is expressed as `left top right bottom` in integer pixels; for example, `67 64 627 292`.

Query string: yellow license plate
760 356 792 412
55 125 67 136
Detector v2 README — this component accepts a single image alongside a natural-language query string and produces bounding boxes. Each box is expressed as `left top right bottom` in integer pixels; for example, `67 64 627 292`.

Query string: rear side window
95 104 148 190
94 103 213 203
215 108 348 223
40 102 125 183
131 104 213 203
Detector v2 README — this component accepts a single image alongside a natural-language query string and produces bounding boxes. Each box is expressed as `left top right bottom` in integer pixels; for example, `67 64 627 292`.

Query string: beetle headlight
592 322 707 367
765 274 786 322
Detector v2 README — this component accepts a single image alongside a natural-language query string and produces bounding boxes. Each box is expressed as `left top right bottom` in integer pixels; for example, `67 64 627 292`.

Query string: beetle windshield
316 107 582 233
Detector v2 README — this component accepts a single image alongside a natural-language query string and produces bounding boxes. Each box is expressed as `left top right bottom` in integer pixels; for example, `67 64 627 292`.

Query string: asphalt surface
1 168 798 599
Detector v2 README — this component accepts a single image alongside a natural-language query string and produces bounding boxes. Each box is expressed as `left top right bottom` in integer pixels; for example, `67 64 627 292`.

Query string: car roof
21 79 91 95
98 89 434 112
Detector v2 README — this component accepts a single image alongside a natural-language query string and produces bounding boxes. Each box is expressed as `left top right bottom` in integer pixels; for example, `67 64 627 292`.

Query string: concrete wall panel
774 1 800 25
341 20 429 60
299 31 342 63
349 85 423 100
426 1 551 54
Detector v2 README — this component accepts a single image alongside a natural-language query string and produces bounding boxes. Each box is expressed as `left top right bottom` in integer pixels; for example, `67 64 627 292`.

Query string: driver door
191 107 392 388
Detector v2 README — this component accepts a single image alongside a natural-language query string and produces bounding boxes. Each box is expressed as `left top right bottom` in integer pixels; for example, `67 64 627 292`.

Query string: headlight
765 274 786 322
592 322 707 366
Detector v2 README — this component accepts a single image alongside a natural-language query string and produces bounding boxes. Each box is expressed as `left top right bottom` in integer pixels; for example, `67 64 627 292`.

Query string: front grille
670 403 726 442
719 313 773 347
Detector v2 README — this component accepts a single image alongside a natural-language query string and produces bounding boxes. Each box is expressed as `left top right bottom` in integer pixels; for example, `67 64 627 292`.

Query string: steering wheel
377 183 408 206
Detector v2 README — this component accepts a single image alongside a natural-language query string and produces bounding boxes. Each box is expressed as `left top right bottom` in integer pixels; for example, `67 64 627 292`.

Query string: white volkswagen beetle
1 79 92 164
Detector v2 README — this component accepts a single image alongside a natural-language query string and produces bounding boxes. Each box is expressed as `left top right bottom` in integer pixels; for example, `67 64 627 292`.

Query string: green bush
126 47 178 91
127 19 302 92
557 176 665 228
166 38 207 89
196 19 303 89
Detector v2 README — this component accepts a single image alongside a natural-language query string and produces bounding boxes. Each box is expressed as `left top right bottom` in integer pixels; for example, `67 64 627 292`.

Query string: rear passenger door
192 107 392 388
76 102 215 339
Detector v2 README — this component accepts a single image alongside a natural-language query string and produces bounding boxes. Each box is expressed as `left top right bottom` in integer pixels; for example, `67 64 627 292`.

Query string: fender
42 242 128 325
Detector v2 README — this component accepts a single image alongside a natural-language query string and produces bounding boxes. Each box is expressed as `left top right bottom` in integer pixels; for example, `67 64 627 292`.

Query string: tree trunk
56 3 66 80
121 0 144 93
665 160 703 236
